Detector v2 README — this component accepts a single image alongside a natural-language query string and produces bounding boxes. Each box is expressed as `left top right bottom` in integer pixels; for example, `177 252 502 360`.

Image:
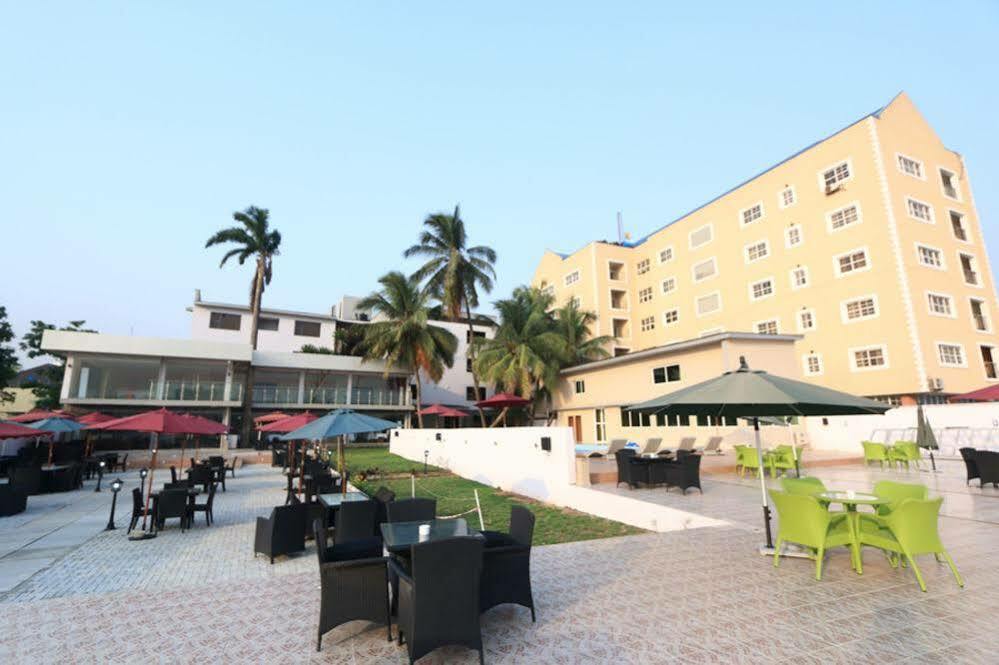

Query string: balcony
163 381 228 402
304 386 349 405
252 385 300 404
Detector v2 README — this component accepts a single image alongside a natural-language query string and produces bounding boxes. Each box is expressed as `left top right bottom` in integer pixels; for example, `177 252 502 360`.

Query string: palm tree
404 206 496 424
205 206 281 445
553 300 614 365
357 272 458 428
474 287 564 425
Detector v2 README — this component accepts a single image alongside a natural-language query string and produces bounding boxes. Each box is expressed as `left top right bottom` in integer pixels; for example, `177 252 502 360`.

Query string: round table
816 491 890 573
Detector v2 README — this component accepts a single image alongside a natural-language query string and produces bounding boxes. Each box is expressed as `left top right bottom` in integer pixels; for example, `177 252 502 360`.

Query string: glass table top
317 491 368 507
380 518 482 550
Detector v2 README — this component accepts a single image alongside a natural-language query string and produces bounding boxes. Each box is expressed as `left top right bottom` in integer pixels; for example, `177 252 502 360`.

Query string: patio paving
1 459 998 663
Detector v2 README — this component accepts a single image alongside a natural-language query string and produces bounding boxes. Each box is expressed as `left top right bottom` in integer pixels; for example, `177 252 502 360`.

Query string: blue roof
552 93 901 257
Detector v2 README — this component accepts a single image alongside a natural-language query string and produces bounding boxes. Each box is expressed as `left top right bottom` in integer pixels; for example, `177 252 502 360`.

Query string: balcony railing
351 387 402 406
163 380 228 402
304 387 349 405
252 386 300 404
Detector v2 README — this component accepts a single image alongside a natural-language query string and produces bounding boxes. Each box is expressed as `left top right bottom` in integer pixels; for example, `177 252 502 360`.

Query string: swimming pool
574 442 640 455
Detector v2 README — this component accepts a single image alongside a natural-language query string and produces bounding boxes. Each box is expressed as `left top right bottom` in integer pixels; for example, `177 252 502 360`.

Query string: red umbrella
77 412 115 425
420 404 470 418
7 409 74 423
0 422 53 439
258 412 319 433
178 413 229 467
254 411 290 425
475 392 530 409
950 384 999 402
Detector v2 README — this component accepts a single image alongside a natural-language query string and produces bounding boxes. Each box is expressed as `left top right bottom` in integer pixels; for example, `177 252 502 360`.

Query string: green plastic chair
733 445 748 476
889 441 921 470
781 477 845 522
873 480 928 515
858 497 963 592
769 445 798 477
769 489 856 580
862 441 889 469
740 447 763 478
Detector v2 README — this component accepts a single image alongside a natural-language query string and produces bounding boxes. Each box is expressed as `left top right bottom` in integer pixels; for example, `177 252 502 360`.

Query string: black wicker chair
974 450 999 488
128 488 144 531
112 453 128 473
46 465 79 493
316 551 391 651
332 500 383 559
480 506 536 621
271 445 286 468
614 449 642 489
170 466 178 484
188 482 217 526
393 537 485 665
254 503 308 563
225 457 238 478
374 486 395 527
155 489 190 531
959 448 980 486
664 453 702 494
386 498 436 523
188 466 214 493
0 483 28 516
10 466 42 496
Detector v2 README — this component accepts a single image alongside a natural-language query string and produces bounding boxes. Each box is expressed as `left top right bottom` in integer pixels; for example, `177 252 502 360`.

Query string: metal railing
162 380 227 402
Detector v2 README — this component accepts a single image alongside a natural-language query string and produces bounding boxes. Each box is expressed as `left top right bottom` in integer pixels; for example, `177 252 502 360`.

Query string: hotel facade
535 93 998 417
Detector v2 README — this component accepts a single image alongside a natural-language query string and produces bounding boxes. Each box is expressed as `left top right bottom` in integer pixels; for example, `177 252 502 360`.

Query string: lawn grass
343 446 441 476
347 449 645 546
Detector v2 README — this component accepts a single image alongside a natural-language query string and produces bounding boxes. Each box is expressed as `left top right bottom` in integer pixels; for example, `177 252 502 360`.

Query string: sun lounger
588 439 628 459
639 438 663 455
658 437 695 456
697 436 723 455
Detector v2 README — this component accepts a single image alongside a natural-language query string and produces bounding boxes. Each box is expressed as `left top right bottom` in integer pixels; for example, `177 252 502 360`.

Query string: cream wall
532 93 999 398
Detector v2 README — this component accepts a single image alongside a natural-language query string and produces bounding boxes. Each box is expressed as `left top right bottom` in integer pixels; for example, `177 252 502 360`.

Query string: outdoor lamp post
105 478 123 530
423 449 429 474
95 460 106 492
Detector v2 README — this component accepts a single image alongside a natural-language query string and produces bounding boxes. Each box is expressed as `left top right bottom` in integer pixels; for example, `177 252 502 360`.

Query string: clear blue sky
4 2 998 364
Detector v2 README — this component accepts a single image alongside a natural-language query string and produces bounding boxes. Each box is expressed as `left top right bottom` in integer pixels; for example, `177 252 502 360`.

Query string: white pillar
156 359 167 400
61 354 75 401
223 361 234 402
346 374 354 406
297 371 306 405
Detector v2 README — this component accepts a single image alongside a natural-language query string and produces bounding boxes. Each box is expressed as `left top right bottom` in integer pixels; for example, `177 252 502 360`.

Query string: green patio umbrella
628 356 890 552
916 404 940 472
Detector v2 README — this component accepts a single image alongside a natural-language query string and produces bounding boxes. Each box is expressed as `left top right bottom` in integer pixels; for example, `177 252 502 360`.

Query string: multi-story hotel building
534 93 998 405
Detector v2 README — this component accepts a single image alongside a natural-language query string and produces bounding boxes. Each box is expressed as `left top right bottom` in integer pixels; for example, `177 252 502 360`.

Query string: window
294 320 321 337
981 346 997 379
636 259 651 275
689 224 713 249
827 203 861 231
843 296 878 322
939 168 960 200
661 277 676 295
466 358 473 372
804 354 823 375
798 309 816 332
835 248 869 276
744 240 769 263
959 253 979 286
852 345 888 370
937 343 966 367
692 257 717 282
658 247 674 264
696 292 721 316
779 186 796 209
595 408 606 442
569 296 581 309
574 380 585 394
740 202 764 226
541 284 555 298
970 299 990 332
466 330 486 343
607 262 624 280
638 287 654 303
906 197 934 223
564 270 580 286
916 245 944 269
790 266 809 289
652 365 681 384
755 319 779 335
749 278 774 301
610 289 628 309
785 224 803 248
208 312 241 331
640 315 655 332
950 211 969 242
663 309 679 325
896 154 924 179
821 160 851 190
258 316 279 331
927 292 954 318
465 386 487 401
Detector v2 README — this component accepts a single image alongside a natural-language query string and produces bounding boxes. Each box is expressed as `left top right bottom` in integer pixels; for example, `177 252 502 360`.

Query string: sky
3 1 998 364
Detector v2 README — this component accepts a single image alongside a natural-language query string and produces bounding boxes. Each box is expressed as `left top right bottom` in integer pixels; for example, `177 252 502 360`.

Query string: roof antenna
616 211 624 244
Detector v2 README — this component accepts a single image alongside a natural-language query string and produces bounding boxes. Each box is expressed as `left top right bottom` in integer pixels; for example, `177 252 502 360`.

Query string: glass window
823 161 851 189
304 371 349 405
209 312 241 331
294 320 322 337
74 356 160 400
828 204 860 231
741 203 763 225
163 359 228 401
258 316 279 331
636 259 651 275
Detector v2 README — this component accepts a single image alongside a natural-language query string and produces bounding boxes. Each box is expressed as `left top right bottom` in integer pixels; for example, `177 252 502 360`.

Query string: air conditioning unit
928 377 944 391
825 182 843 195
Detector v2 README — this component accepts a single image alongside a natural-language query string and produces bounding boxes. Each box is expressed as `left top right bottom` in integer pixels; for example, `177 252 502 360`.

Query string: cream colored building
534 93 998 404
554 332 802 444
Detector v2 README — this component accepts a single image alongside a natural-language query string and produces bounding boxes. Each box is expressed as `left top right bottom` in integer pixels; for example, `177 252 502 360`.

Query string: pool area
574 442 640 456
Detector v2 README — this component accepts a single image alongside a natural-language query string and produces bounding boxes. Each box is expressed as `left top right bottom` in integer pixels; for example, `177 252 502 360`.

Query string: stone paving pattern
1 459 998 663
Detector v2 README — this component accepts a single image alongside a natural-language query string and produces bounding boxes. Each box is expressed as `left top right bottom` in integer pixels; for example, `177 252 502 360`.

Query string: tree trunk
241 263 265 449
414 371 424 429
463 295 487 427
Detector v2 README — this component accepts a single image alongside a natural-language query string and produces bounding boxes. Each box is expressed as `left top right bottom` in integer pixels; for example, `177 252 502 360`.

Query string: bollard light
95 460 106 492
106 478 123 530
423 449 429 474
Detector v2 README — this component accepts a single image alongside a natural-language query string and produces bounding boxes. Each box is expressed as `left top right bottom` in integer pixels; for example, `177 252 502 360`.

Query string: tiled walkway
2 461 998 663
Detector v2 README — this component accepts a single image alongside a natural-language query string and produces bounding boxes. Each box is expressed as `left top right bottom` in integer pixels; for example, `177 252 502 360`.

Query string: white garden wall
390 427 729 533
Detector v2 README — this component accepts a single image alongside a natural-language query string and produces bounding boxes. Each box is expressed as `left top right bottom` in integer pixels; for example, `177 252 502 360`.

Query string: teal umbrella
279 409 400 496
916 404 939 472
25 418 84 465
628 356 890 551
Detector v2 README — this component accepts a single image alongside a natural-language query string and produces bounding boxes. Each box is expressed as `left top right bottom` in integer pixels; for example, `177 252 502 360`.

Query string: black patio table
147 487 199 532
630 455 674 487
380 518 483 554
317 490 367 526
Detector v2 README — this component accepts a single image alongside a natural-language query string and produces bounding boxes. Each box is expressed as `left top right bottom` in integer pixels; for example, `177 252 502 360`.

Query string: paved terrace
1 460 998 663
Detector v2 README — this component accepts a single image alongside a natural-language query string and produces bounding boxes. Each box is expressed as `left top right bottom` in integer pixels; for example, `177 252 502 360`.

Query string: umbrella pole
299 441 306 501
48 439 55 466
180 435 188 474
141 433 158 532
753 417 774 550
338 435 346 496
